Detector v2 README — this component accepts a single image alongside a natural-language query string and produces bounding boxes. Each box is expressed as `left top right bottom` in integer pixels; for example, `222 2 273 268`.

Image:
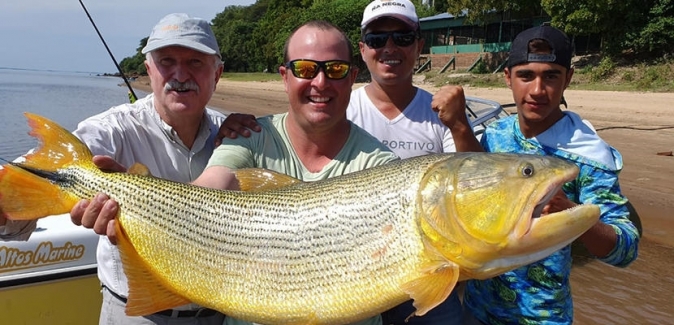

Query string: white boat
0 215 101 324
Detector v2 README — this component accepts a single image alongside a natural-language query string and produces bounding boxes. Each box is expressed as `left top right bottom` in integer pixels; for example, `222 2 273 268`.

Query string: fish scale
0 113 601 325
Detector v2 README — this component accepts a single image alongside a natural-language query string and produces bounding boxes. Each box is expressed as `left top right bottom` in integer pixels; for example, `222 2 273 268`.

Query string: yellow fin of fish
18 112 94 172
128 162 152 176
116 220 190 315
233 168 302 191
400 260 460 317
0 113 92 219
0 164 79 219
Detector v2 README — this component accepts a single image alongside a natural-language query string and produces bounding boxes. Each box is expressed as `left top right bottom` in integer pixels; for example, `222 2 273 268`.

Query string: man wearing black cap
462 25 640 325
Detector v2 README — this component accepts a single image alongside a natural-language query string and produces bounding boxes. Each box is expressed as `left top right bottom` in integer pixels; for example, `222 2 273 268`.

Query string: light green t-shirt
208 113 398 180
209 113 396 325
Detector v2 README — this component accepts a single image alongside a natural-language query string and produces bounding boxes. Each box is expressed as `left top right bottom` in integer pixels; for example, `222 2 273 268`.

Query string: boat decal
0 241 86 272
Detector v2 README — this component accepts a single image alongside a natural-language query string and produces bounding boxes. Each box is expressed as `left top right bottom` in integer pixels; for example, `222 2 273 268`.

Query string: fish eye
521 164 534 177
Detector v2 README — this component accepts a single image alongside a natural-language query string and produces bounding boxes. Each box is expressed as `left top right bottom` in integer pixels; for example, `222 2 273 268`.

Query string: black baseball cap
507 24 572 70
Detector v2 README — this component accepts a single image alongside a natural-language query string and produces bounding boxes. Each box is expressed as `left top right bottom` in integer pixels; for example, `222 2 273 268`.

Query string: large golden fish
0 113 599 325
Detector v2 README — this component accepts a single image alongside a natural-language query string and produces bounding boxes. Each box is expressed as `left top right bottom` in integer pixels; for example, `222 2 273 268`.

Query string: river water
0 69 136 160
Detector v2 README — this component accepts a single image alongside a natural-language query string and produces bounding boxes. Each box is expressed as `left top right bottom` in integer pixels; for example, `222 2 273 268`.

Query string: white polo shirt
74 94 225 310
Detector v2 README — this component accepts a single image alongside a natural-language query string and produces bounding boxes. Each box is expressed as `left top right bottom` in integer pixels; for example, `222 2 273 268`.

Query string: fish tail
0 113 93 220
20 112 95 172
0 164 78 219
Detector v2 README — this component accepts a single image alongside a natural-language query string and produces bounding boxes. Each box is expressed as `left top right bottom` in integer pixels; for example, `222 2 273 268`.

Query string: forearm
576 166 639 266
192 165 240 190
0 220 37 241
577 221 618 258
451 122 484 152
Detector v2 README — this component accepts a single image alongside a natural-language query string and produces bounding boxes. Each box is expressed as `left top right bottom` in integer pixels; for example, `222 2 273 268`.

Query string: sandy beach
132 77 674 324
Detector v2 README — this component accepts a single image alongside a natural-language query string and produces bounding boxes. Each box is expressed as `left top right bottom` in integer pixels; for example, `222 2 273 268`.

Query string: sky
0 0 256 74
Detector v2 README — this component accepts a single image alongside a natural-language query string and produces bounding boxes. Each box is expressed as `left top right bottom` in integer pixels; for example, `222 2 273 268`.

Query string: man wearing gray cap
63 13 227 324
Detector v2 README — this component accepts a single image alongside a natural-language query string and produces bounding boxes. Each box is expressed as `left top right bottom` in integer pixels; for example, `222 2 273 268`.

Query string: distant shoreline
0 66 116 76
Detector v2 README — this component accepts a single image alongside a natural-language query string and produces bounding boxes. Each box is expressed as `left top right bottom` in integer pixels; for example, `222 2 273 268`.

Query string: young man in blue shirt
462 25 640 325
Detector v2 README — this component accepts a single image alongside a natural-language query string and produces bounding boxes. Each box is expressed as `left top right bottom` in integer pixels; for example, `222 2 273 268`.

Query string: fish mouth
470 202 599 280
515 164 576 239
531 184 557 219
472 162 600 278
477 166 600 278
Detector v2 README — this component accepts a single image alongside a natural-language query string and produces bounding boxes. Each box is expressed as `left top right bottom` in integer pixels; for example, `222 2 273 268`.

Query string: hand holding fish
71 192 119 244
70 155 124 244
541 189 577 215
541 189 619 258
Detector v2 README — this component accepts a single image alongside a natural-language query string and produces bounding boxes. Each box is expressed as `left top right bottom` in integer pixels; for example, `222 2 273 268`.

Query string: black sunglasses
284 59 352 80
363 31 418 49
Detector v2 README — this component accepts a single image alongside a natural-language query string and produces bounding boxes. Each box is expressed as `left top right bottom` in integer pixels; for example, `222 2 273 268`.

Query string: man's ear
416 38 425 56
214 62 224 89
144 60 151 75
564 67 574 90
504 67 512 89
349 66 359 85
279 65 290 92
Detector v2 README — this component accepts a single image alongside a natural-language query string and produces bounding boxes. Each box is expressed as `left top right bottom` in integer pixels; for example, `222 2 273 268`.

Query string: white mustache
164 80 199 92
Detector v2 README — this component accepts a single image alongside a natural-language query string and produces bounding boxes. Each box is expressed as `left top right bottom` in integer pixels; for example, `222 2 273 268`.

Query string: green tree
122 0 672 72
119 37 148 75
541 0 646 57
212 5 260 71
443 0 541 24
625 0 674 58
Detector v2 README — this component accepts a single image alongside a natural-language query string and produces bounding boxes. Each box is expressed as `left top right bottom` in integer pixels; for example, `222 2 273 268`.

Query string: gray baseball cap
141 13 221 58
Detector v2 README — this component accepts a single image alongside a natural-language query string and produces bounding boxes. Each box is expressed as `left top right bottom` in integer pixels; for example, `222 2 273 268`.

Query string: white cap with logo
361 0 419 30
141 13 221 58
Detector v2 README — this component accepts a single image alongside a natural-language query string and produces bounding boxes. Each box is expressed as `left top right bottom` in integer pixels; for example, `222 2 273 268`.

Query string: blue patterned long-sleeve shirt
464 112 639 325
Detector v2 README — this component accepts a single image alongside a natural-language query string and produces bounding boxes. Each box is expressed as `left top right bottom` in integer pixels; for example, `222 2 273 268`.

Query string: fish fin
19 113 94 172
400 261 460 316
116 221 190 315
0 113 94 219
233 168 302 191
0 164 79 219
128 163 152 176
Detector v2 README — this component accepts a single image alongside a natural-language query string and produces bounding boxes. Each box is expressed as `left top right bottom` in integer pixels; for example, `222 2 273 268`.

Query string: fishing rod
78 0 138 102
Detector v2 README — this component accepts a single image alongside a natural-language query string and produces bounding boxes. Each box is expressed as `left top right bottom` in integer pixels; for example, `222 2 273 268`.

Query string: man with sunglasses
349 1 471 324
69 20 395 325
222 3 478 156
349 0 479 161
216 4 475 323
198 19 397 325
